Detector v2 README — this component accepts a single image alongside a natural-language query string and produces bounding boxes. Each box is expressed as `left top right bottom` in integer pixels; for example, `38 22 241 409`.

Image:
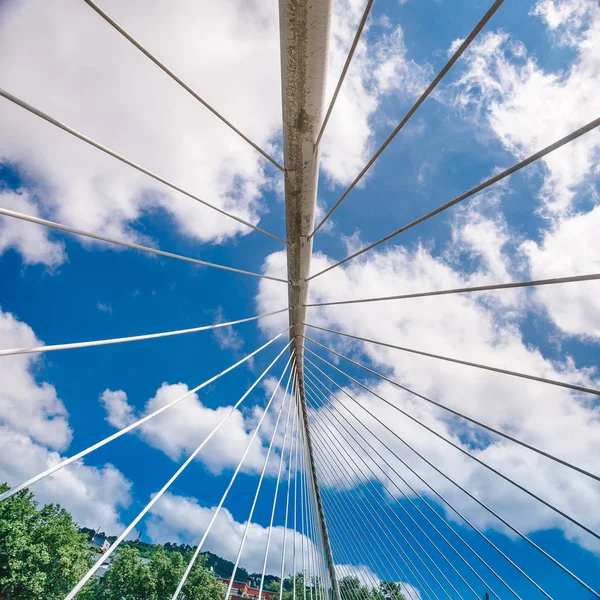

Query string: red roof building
216 578 278 600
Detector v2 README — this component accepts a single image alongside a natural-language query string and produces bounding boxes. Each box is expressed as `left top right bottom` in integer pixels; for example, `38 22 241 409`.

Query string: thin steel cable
305 357 598 600
0 331 290 503
305 448 391 600
175 359 293 600
305 377 505 600
303 432 328 600
310 440 431 600
304 369 535 600
308 117 600 275
300 424 308 600
305 272 600 307
225 364 296 600
280 399 299 600
65 342 290 599
310 0 505 237
0 207 287 282
293 400 300 600
82 0 284 172
309 387 485 600
300 420 324 600
301 411 332 600
305 391 431 600
258 366 297 600
320 483 420 600
305 323 600 397
0 88 286 243
308 422 434 600
314 0 375 150
304 373 511 600
310 421 461 600
306 350 600 554
0 308 289 357
296 375 329 600
304 335 600 482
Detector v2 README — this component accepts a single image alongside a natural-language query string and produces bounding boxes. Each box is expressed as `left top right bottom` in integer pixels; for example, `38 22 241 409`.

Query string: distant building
91 532 111 553
216 577 277 600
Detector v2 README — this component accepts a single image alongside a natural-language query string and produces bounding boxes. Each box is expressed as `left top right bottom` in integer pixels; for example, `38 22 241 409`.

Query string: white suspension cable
0 207 286 282
172 359 294 599
258 366 298 600
293 399 300 600
307 435 428 600
305 357 574 600
308 395 477 600
0 309 289 357
310 0 505 238
304 367 548 599
308 117 600 275
311 433 451 600
300 407 332 600
299 413 326 600
223 361 296 600
305 350 600 546
304 374 511 600
279 394 300 600
0 88 286 244
64 340 291 599
0 331 289 504
305 323 600 397
304 335 600 483
305 272 600 307
82 0 284 172
305 389 437 600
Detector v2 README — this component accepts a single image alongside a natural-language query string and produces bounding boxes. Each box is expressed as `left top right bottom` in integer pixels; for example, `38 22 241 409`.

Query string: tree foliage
0 483 93 600
0 484 225 600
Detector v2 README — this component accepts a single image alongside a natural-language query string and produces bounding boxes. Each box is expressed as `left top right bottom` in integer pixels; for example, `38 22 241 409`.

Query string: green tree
96 545 225 600
377 581 406 600
0 484 93 600
99 545 153 600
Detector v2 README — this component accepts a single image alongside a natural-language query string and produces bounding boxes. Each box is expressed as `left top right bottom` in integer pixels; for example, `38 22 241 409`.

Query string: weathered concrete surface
279 1 339 599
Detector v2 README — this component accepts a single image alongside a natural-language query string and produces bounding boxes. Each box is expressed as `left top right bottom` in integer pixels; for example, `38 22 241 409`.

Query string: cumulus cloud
320 1 431 187
146 492 314 576
446 0 600 338
99 377 291 475
0 0 284 265
450 0 600 214
0 189 65 267
0 308 71 450
0 307 131 532
255 196 600 552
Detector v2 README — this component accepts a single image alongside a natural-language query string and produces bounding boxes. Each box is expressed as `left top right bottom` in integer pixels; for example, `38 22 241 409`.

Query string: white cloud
523 205 600 338
211 307 245 354
447 0 600 339
450 1 600 214
336 563 380 587
0 307 132 532
0 0 284 266
96 301 113 313
255 202 600 553
0 308 71 450
146 492 314 576
0 189 65 267
100 380 287 475
0 426 131 533
319 0 431 188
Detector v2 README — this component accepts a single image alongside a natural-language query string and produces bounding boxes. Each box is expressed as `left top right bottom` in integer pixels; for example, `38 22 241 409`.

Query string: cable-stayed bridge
0 1 599 599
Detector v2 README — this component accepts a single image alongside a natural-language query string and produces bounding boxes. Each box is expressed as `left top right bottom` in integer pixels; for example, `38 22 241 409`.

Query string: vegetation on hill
0 483 406 600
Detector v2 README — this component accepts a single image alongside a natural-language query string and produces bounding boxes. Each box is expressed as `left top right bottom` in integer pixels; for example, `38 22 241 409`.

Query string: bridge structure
1 1 599 599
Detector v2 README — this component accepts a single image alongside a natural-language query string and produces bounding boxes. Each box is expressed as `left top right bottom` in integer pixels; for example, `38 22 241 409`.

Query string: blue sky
0 0 599 598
